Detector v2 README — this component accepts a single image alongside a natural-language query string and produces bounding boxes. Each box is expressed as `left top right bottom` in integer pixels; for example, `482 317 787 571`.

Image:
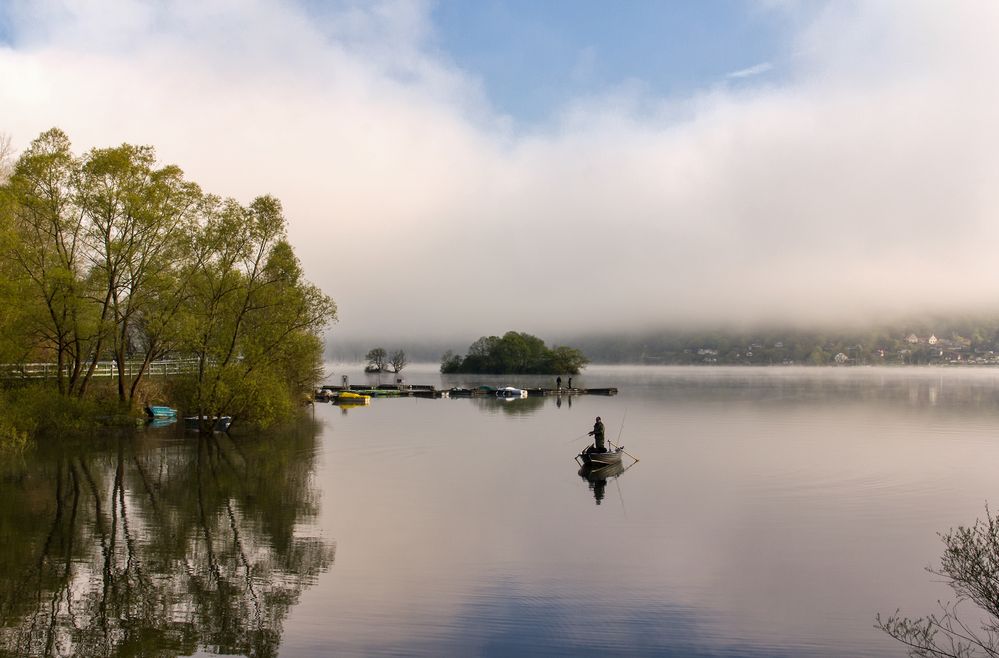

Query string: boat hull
184 416 233 432
576 447 624 466
146 406 177 419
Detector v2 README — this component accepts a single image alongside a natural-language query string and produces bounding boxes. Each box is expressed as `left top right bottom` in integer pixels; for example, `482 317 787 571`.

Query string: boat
496 386 527 399
575 446 625 467
145 405 177 419
333 391 371 405
184 415 233 432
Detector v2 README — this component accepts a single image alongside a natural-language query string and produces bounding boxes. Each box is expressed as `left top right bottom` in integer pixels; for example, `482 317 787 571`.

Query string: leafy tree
390 349 407 373
548 345 589 373
77 142 202 405
4 128 97 396
178 195 336 431
440 331 588 374
878 505 999 656
365 347 387 371
440 350 462 373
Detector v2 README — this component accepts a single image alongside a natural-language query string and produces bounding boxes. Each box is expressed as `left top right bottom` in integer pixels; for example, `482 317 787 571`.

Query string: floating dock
316 384 617 401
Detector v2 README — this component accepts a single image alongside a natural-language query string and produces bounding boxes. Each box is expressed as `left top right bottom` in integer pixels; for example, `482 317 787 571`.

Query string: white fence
0 359 200 380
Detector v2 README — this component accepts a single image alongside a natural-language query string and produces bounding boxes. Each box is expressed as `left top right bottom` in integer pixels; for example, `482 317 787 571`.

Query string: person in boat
585 416 606 454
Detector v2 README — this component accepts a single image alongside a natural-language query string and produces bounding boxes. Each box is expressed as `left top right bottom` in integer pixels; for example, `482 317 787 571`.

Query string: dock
316 384 617 401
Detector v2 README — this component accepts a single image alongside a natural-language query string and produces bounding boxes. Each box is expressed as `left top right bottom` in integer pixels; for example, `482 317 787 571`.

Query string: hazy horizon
4 1 999 342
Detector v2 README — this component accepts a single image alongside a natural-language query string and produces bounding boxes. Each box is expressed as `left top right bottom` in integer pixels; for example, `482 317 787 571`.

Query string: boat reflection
470 395 546 416
577 461 635 506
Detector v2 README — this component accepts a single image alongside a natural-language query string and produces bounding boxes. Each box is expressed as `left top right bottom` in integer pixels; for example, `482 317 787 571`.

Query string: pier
316 384 617 401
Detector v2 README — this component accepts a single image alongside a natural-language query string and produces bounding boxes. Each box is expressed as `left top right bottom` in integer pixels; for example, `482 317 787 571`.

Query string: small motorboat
145 405 177 419
184 415 233 432
333 391 371 405
575 446 625 467
496 386 527 399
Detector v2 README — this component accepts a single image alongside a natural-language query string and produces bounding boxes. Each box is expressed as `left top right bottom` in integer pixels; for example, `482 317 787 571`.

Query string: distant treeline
441 331 588 374
563 319 999 365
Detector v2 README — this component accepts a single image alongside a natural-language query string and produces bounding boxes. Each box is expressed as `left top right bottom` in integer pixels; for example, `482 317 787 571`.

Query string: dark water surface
5 365 999 656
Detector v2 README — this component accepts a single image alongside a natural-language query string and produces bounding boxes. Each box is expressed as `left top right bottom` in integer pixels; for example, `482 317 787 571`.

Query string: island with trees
364 347 407 373
440 331 588 374
0 128 336 442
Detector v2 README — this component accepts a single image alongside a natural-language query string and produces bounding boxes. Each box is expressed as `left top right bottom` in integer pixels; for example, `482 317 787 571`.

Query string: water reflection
470 396 546 416
0 423 334 657
577 462 635 506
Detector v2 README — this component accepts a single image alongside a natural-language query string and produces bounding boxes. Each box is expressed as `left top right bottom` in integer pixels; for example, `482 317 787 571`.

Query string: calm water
5 365 999 657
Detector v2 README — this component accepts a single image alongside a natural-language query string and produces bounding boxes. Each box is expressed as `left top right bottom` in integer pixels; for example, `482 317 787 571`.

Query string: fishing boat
145 405 177 419
575 446 625 467
184 415 233 432
578 461 625 480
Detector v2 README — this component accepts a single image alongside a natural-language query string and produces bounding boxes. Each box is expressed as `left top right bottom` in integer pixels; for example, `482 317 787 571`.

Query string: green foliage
0 128 337 434
441 331 589 374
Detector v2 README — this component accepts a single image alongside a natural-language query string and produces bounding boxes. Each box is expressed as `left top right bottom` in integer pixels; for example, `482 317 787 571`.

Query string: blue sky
429 0 797 123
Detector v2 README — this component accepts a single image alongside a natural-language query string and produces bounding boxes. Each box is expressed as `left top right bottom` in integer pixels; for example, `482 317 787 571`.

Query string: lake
4 364 999 657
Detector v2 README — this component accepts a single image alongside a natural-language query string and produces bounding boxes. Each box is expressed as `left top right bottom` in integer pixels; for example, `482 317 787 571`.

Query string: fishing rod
607 408 640 462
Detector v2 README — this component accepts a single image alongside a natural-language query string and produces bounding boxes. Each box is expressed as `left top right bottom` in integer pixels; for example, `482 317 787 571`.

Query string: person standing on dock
587 416 606 453
556 375 562 391
567 376 572 390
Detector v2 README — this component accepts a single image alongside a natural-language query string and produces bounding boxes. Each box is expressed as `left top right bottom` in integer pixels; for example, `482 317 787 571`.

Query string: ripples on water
4 365 999 656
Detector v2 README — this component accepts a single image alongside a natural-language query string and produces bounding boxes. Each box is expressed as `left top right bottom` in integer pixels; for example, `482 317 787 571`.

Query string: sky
2 1 999 345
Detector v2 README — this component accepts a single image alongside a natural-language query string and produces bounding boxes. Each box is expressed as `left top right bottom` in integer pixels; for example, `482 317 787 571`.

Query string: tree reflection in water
0 423 334 657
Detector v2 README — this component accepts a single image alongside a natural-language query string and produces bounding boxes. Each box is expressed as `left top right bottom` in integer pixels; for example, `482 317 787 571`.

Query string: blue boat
145 405 178 419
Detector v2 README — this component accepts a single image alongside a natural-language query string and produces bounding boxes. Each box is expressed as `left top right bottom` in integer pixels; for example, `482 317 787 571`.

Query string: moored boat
496 386 527 399
334 391 371 405
145 405 177 419
184 415 233 432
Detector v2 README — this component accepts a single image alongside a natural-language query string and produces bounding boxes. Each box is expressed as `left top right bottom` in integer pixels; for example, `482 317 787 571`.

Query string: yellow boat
334 391 371 405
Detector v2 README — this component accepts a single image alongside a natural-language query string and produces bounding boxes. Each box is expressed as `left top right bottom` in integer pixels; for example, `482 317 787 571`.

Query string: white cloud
727 62 773 79
2 0 999 344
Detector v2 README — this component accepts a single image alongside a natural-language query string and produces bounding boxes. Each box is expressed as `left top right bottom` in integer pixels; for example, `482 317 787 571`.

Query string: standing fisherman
586 416 606 454
556 375 562 391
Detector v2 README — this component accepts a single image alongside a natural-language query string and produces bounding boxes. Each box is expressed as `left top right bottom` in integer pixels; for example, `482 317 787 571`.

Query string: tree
439 331 588 374
547 345 589 373
0 132 13 184
365 347 387 372
77 142 202 405
440 350 462 373
4 128 97 396
878 505 999 656
390 349 407 373
178 195 337 431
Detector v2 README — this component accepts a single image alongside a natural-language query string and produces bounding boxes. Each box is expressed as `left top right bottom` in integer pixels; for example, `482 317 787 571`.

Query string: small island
440 331 588 374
